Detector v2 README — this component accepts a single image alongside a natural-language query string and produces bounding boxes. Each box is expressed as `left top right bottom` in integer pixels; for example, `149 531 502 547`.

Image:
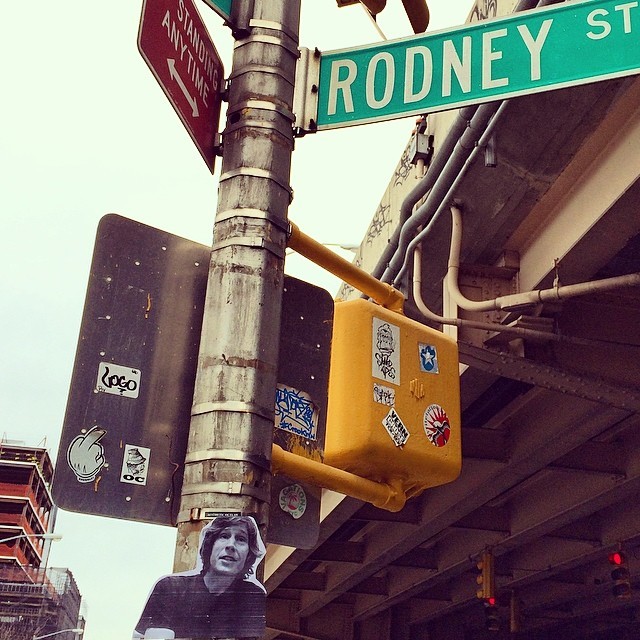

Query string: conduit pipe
369 103 481 283
372 0 552 288
412 243 563 342
412 236 624 348
392 100 510 288
384 100 505 287
288 221 405 312
271 444 407 512
446 205 640 312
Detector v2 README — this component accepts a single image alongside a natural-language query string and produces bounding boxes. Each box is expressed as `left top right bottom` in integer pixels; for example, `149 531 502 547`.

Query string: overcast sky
1 1 471 638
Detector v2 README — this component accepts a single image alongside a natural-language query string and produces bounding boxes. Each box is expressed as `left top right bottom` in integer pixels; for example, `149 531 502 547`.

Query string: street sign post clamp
185 448 271 471
236 32 300 59
224 99 296 142
219 167 294 202
216 208 291 233
180 481 270 502
191 399 274 421
249 18 299 44
213 236 286 259
213 133 223 157
227 99 295 123
293 47 320 134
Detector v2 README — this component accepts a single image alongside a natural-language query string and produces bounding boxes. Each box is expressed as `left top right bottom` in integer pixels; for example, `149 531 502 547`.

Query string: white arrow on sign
167 59 199 117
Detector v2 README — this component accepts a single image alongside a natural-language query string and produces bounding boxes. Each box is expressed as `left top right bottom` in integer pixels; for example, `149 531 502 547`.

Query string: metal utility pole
174 0 301 572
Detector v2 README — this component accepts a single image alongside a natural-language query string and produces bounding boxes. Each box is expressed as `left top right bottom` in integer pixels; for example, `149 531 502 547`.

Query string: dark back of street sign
53 214 332 548
53 215 207 526
138 0 224 172
271 276 332 548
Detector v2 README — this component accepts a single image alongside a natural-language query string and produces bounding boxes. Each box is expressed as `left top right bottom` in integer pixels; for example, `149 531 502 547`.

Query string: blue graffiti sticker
418 343 439 374
275 384 318 440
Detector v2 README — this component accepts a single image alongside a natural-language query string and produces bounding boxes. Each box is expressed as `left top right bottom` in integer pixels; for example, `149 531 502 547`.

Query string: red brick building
0 442 83 640
0 442 55 568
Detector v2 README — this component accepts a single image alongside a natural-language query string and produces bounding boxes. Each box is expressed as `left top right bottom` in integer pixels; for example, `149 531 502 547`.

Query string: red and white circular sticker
279 484 307 519
423 404 451 447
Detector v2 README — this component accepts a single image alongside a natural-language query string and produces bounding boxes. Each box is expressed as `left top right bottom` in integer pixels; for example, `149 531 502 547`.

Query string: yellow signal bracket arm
287 222 405 314
271 443 407 512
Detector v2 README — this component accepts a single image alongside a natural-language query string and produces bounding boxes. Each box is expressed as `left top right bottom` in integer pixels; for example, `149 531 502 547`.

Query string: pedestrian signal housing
324 299 461 499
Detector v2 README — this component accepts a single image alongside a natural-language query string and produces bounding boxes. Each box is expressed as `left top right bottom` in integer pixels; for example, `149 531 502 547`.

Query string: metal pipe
271 444 406 512
446 205 640 313
373 0 550 288
383 101 503 288
370 105 480 282
288 222 405 313
413 244 567 343
412 240 614 348
393 100 510 288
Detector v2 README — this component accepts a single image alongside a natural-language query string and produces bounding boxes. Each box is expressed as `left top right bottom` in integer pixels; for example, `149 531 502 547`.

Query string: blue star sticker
419 344 439 373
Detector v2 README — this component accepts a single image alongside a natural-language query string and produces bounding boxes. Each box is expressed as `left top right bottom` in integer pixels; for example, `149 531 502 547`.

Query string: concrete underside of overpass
264 65 640 640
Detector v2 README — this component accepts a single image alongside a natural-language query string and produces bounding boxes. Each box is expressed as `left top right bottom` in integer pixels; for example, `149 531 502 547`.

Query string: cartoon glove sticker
67 426 107 483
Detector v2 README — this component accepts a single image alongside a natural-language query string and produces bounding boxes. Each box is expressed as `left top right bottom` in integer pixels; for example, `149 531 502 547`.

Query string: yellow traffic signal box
324 298 461 499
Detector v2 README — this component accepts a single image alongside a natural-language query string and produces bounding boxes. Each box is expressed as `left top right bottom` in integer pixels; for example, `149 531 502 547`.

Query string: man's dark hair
199 516 262 578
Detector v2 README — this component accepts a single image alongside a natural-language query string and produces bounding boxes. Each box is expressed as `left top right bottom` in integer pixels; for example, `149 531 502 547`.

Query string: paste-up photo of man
133 515 266 639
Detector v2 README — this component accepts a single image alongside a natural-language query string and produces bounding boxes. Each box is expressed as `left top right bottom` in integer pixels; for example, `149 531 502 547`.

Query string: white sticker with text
96 362 141 398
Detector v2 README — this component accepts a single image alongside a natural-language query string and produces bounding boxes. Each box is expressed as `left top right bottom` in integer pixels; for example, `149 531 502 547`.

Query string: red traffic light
608 550 631 599
483 599 500 632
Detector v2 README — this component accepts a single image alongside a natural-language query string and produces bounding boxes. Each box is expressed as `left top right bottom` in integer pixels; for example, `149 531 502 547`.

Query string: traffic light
400 0 430 32
476 551 499 632
484 600 500 632
609 551 631 598
335 0 386 15
335 0 430 32
476 550 496 602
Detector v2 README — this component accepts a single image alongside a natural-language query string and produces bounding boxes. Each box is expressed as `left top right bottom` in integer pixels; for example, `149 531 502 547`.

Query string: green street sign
203 0 232 21
297 0 640 131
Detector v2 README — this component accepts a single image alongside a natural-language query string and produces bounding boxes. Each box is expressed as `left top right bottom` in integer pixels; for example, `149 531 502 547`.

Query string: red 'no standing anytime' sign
138 0 224 172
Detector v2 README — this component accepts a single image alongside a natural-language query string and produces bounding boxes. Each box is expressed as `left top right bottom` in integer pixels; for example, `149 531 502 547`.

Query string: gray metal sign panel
271 276 333 548
53 214 208 525
53 214 331 548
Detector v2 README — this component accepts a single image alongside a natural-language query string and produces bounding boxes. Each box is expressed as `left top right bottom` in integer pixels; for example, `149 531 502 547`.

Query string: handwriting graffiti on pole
95 362 141 398
274 384 318 440
372 318 400 385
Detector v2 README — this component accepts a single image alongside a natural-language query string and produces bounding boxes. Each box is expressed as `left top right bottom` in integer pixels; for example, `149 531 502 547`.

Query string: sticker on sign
138 0 225 171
